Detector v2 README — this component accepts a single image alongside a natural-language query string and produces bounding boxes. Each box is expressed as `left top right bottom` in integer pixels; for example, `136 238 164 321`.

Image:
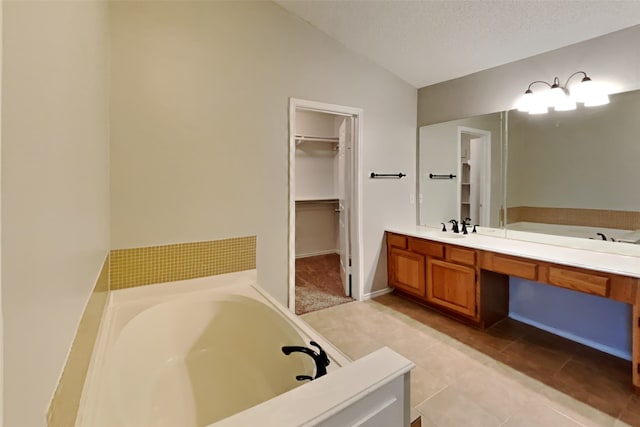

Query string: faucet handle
310 341 330 368
441 222 447 232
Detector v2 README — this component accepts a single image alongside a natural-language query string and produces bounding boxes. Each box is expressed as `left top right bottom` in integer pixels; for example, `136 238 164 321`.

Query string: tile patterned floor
301 292 639 427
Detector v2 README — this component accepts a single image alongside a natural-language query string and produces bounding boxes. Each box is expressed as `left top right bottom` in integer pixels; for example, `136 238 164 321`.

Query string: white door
337 117 351 295
470 137 483 224
458 127 492 227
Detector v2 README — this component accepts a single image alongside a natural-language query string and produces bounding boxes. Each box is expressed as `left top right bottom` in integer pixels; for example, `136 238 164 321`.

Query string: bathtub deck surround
47 256 110 427
76 270 415 426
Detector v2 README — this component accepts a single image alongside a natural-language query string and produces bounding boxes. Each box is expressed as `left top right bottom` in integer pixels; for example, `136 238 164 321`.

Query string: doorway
288 98 363 314
458 127 491 227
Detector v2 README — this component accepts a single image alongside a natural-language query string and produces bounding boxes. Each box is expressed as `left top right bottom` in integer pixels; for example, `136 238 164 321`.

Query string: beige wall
507 90 640 212
418 25 640 126
109 1 417 301
295 203 339 257
0 1 4 422
1 2 110 426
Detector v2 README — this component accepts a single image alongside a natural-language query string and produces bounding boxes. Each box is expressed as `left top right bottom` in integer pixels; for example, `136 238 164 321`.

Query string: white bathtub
76 270 414 427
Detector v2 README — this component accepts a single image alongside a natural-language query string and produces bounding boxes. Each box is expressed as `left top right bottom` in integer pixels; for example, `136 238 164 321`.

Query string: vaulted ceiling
275 1 640 88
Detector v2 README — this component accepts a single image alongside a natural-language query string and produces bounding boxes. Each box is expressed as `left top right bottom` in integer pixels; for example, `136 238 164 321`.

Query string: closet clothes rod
370 172 406 179
429 173 456 179
295 199 339 205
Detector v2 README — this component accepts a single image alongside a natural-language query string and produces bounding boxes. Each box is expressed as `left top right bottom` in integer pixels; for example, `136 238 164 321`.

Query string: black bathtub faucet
282 340 330 381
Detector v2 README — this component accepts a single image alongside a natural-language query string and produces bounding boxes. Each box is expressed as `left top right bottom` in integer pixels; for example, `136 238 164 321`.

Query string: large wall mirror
418 88 640 257
418 112 506 234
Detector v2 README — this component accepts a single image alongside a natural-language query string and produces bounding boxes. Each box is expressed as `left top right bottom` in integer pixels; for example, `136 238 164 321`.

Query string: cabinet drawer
447 246 477 266
408 238 444 258
483 253 538 280
547 266 610 297
387 233 407 249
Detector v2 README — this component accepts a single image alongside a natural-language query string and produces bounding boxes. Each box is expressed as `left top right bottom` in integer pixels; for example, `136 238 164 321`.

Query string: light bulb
554 95 576 111
547 83 567 108
516 90 534 112
528 92 549 114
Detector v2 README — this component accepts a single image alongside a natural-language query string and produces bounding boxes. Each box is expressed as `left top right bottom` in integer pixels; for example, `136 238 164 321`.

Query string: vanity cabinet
386 230 640 392
426 259 476 317
387 234 426 297
388 247 426 297
386 233 479 320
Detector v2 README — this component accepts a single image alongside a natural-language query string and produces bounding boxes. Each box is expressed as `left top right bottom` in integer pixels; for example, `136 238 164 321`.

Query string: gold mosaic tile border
507 206 640 230
109 236 257 290
47 255 109 427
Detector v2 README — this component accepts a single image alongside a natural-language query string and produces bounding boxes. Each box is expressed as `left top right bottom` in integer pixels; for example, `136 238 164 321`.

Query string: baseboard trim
509 312 631 361
296 250 338 259
363 287 393 300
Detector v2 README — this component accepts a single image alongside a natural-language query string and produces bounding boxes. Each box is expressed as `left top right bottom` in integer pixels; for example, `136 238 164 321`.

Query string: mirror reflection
418 88 640 257
418 112 504 232
506 89 640 255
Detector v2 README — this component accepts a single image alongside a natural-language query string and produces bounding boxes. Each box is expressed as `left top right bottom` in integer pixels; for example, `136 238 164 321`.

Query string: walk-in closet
294 109 353 314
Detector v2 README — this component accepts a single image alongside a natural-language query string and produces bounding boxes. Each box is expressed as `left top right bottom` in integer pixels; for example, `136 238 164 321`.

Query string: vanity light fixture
515 71 609 114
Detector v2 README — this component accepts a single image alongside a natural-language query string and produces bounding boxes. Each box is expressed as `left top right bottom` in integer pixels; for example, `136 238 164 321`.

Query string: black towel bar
429 173 456 179
370 172 406 179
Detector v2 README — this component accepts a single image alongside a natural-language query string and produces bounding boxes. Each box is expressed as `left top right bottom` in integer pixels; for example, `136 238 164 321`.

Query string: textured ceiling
275 1 640 88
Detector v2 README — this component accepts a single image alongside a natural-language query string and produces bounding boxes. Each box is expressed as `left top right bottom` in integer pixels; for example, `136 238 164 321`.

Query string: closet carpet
295 253 354 315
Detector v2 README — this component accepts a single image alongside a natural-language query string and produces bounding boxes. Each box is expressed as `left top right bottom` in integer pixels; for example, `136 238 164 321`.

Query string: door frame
288 98 364 312
457 126 492 226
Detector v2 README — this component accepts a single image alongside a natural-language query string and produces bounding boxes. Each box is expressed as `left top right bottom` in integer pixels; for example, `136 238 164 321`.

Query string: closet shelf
295 134 339 145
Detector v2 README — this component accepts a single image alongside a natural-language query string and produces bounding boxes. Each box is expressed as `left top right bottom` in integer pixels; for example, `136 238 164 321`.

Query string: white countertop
387 225 640 279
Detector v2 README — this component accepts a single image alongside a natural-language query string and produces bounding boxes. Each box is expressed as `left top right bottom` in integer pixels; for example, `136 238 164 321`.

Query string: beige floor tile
477 357 546 393
409 365 448 407
417 386 502 427
451 366 535 423
382 329 442 363
319 329 384 360
416 343 487 383
301 299 624 427
533 390 619 427
502 400 586 427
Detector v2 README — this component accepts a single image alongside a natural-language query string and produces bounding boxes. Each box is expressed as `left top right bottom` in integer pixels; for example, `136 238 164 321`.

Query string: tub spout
281 340 330 381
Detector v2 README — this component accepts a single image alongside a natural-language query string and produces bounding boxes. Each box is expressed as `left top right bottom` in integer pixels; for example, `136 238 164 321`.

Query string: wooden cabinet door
427 259 476 317
389 248 426 297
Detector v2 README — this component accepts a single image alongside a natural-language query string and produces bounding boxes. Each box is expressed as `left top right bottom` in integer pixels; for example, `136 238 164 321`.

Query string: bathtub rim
75 270 352 427
212 346 414 427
